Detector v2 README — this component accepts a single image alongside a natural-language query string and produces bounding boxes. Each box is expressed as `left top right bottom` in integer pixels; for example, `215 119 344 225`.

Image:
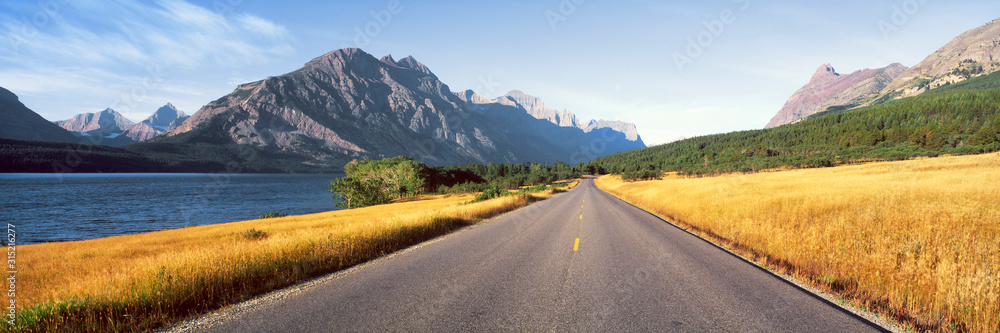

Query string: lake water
0 173 343 244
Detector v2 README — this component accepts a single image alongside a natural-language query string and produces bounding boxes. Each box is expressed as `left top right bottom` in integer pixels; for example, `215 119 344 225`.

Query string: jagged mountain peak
815 64 839 77
143 103 188 130
379 54 403 67
380 53 437 79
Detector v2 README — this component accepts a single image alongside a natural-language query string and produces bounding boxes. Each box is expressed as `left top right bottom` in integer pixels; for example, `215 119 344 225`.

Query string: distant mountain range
768 17 1000 128
51 104 190 146
159 48 644 168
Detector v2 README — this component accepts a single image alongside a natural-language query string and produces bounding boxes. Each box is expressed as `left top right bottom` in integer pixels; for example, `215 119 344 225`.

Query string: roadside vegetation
15 182 577 332
596 153 1000 332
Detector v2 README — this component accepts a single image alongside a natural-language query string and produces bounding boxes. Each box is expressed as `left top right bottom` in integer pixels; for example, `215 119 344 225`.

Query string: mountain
55 108 135 138
121 103 190 142
121 122 162 142
0 86 78 143
163 48 643 169
880 18 1000 100
457 90 645 156
582 119 642 142
766 63 907 128
380 55 438 80
496 90 582 128
142 103 189 131
592 88 1000 176
53 104 191 146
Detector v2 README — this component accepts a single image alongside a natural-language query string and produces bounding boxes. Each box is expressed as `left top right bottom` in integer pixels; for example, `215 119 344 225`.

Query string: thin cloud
0 0 295 120
1 0 294 70
237 13 290 39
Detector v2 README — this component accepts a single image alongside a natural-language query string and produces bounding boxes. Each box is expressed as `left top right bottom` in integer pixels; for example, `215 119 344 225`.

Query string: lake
0 173 343 244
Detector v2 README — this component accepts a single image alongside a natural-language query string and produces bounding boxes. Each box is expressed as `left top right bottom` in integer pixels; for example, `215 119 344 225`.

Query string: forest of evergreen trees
586 88 1000 176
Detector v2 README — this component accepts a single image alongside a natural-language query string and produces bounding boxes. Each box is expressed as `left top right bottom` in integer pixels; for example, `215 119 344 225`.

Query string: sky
1 0 999 146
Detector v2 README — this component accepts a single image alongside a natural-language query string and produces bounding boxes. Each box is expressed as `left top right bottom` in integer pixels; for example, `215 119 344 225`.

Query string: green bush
237 229 268 240
468 187 509 203
258 211 288 219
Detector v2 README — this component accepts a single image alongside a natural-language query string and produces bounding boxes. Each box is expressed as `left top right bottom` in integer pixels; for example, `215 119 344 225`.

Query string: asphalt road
201 177 886 332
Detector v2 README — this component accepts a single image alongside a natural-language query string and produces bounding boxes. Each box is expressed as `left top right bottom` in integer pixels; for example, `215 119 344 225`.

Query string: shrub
237 229 268 241
468 187 509 203
258 211 288 219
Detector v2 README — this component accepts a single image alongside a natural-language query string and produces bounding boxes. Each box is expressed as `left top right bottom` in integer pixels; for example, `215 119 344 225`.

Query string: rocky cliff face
167 48 644 168
0 86 78 143
880 18 1000 99
766 63 907 128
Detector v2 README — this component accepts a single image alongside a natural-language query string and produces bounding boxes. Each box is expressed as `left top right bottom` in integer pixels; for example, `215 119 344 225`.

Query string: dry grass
596 154 1000 333
15 184 574 332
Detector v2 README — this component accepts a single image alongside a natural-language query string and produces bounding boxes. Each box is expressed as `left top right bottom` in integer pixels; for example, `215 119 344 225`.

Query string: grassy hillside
588 89 1000 175
16 182 576 332
596 153 1000 332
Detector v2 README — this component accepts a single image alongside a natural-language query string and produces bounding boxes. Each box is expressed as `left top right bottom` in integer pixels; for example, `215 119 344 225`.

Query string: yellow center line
579 214 583 220
574 238 580 251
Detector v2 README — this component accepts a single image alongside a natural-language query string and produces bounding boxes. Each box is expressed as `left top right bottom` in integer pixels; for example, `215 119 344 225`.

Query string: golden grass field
15 181 576 332
596 153 1000 332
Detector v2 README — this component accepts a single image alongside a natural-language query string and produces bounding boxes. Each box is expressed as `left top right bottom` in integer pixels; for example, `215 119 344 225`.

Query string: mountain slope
162 48 643 169
591 89 1000 175
0 86 78 143
879 17 1000 99
766 63 907 128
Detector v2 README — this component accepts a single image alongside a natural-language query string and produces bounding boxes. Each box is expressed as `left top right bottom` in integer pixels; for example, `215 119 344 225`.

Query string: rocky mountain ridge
54 104 189 146
164 48 644 168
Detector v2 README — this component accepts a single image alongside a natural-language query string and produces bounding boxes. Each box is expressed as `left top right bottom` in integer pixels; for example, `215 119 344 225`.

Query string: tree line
587 88 1000 176
330 156 589 208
